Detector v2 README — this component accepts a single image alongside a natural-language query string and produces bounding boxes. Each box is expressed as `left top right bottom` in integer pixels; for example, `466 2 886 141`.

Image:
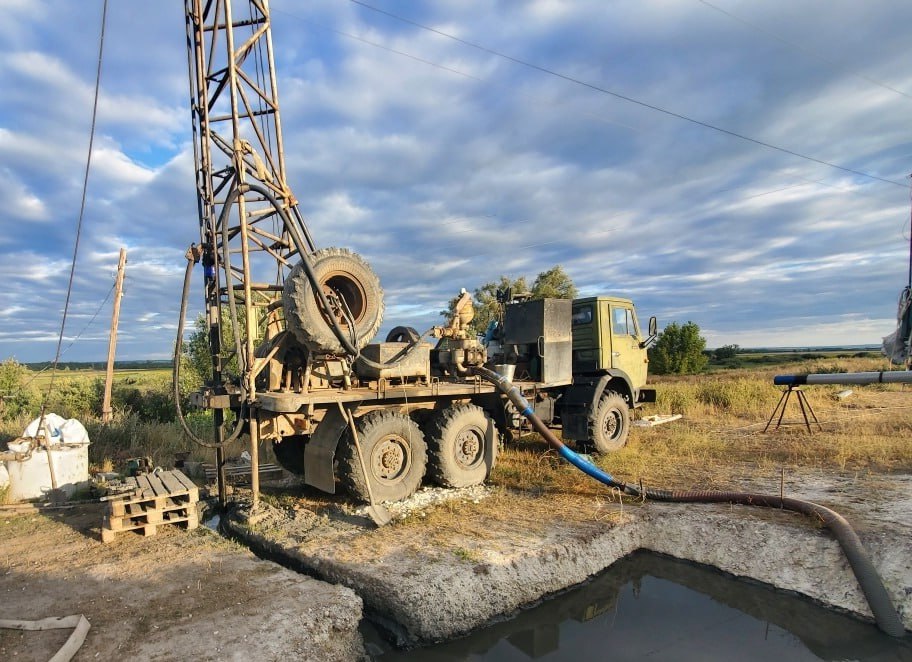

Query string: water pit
363 552 912 661
225 474 912 652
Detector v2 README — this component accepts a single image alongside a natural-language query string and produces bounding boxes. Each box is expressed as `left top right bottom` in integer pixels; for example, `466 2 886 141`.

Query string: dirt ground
2 463 910 658
0 502 364 661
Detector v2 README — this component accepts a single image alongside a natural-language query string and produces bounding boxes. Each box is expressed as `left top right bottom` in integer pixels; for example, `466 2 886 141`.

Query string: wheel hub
371 435 410 483
603 411 620 439
455 429 483 468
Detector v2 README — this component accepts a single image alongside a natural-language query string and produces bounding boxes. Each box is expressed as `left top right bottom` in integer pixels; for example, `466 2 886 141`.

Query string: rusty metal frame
184 0 316 395
185 0 319 507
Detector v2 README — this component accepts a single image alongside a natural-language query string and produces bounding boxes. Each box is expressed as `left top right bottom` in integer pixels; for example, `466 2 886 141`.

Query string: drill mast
184 0 315 393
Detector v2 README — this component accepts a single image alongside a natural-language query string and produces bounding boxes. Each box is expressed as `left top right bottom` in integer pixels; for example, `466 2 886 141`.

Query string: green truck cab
496 295 656 453
559 296 657 452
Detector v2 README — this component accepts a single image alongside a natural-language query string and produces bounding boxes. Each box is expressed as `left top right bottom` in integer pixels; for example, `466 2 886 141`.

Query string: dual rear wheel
338 404 498 503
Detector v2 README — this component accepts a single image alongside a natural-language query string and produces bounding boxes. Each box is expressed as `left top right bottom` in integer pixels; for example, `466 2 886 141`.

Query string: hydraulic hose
471 366 907 638
172 253 247 449
229 183 428 371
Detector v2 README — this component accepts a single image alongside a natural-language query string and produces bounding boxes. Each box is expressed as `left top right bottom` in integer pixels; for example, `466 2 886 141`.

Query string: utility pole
102 248 127 423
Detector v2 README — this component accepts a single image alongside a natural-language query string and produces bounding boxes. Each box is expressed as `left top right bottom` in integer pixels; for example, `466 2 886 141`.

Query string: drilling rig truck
180 1 656 505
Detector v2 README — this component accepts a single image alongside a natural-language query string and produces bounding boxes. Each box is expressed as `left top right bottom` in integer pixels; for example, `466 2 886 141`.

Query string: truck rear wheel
339 410 427 503
427 404 498 488
588 391 630 453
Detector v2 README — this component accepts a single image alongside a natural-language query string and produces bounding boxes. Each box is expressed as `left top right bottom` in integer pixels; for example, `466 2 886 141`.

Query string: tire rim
602 409 621 440
371 434 411 484
321 269 367 327
454 427 484 469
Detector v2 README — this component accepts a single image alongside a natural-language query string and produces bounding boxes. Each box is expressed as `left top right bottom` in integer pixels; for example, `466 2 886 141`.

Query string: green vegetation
0 356 255 473
648 321 708 374
443 264 577 335
492 354 912 499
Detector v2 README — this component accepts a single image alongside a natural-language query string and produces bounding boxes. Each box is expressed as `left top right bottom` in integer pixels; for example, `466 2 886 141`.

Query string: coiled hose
471 366 906 638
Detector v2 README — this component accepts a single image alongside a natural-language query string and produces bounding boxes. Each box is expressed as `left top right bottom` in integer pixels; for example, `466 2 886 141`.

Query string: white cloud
2 0 911 360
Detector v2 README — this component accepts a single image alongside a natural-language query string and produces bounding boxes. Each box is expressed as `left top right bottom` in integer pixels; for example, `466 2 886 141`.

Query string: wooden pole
102 248 127 423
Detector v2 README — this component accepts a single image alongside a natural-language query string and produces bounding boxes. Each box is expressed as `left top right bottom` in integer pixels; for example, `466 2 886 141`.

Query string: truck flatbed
256 378 574 413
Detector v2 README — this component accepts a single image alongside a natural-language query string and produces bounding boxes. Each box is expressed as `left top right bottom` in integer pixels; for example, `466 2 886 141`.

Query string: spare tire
283 247 384 354
385 326 420 343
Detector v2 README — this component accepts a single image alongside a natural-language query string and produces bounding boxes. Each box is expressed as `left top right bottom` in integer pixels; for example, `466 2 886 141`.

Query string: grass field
2 355 909 499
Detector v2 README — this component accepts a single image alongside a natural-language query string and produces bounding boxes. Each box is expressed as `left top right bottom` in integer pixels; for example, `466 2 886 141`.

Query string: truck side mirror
641 316 658 348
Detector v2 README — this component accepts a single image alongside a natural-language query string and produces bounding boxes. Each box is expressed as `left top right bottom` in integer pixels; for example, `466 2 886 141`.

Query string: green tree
441 265 576 335
0 358 37 420
713 344 740 360
531 265 578 300
648 321 708 374
182 313 241 386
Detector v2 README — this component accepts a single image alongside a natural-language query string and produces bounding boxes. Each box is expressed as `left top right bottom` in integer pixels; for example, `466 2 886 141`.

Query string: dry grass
490 357 912 498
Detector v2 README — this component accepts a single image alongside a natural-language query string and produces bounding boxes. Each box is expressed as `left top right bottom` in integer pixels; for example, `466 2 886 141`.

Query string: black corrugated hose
472 366 906 638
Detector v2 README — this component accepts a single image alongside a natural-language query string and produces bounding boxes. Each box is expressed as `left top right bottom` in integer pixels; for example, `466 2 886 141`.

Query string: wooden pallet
101 470 199 543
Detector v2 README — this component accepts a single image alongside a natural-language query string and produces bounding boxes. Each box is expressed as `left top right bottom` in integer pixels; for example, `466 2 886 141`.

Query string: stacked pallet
101 470 199 543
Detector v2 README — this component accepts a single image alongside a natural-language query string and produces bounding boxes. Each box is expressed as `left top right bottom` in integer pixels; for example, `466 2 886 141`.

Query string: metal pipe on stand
775 371 912 387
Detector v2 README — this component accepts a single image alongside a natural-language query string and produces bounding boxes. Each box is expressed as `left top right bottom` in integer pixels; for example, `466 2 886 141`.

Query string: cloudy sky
2 0 911 363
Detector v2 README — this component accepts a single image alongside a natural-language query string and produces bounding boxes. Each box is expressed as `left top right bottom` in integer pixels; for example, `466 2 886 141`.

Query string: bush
649 322 709 375
0 358 37 420
45 377 103 419
656 385 696 414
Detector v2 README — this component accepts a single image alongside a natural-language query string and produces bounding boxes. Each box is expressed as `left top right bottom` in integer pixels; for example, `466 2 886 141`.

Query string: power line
40 0 108 412
22 283 116 390
348 0 906 189
696 0 912 102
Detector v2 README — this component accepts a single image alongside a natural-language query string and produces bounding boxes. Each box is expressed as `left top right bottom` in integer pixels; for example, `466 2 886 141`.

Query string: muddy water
363 552 912 661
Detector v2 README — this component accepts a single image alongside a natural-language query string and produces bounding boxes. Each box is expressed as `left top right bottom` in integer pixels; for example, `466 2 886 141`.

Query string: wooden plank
147 473 168 497
158 471 186 495
172 469 198 491
135 475 154 499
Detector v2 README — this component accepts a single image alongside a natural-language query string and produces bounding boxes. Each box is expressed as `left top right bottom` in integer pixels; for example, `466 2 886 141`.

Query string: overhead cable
696 0 912 102
39 0 109 413
348 0 906 189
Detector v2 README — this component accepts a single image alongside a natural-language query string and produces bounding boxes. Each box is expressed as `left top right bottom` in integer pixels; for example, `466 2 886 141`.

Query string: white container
5 414 91 501
5 443 90 501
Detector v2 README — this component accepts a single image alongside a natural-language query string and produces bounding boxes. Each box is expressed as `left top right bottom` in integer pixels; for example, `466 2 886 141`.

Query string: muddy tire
272 435 307 475
339 410 427 503
283 247 384 354
588 391 630 453
427 404 498 488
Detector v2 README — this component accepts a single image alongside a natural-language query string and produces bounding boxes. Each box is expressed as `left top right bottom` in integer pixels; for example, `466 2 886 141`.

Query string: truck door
609 303 648 387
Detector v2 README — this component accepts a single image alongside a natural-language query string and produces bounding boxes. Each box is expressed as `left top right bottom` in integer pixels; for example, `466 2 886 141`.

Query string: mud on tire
339 409 427 503
283 247 384 354
427 404 498 488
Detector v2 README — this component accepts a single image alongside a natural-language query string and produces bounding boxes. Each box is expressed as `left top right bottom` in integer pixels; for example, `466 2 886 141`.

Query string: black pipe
471 366 906 638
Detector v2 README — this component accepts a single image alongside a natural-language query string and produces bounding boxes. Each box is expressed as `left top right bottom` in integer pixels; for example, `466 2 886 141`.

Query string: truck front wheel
588 391 630 453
